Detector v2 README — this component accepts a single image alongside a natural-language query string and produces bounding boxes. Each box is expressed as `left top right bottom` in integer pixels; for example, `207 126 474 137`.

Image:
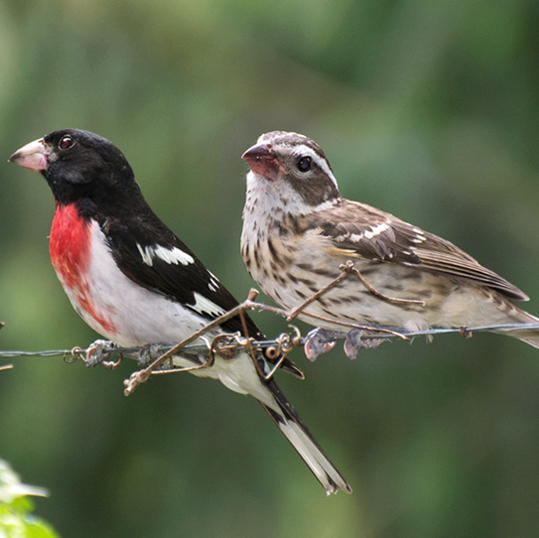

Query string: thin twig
261 329 299 380
244 300 291 318
343 261 425 307
243 298 406 339
293 311 408 339
124 290 263 395
284 260 423 330
238 305 262 377
287 269 356 321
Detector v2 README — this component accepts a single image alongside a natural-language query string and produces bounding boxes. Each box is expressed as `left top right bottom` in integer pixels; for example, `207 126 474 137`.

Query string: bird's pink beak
9 138 53 173
242 142 286 181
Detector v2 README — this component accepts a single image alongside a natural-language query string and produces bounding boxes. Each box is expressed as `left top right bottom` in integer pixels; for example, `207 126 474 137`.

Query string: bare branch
342 261 425 307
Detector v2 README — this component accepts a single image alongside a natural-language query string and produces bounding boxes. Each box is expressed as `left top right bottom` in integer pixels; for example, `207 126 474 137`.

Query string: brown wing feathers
313 200 528 302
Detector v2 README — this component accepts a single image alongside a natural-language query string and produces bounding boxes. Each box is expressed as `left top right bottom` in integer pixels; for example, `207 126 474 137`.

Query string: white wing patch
137 244 195 267
137 244 154 265
410 227 427 244
207 271 220 292
192 292 227 318
155 245 194 265
364 222 389 239
334 223 389 243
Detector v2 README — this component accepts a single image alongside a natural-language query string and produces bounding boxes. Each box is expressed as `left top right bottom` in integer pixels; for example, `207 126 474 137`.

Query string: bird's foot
303 328 339 361
343 329 384 359
137 343 167 367
85 340 121 369
303 327 386 361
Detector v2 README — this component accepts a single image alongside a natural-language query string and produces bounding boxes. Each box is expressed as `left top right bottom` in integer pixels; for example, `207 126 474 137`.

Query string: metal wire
2 322 539 359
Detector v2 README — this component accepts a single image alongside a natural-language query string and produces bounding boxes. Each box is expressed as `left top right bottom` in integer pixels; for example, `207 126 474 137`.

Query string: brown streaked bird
240 131 539 357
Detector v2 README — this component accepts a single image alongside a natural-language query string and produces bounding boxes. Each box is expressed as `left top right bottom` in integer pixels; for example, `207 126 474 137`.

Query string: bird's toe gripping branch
77 339 122 369
282 261 410 360
122 289 304 396
137 343 168 366
303 327 385 361
57 261 421 392
303 328 338 362
343 328 385 359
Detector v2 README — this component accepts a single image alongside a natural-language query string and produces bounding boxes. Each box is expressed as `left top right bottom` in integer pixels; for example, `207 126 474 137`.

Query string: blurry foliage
0 459 59 538
1 0 539 537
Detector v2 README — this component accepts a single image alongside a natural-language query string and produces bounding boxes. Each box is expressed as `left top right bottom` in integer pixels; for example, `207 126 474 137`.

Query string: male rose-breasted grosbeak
9 129 351 494
241 131 539 353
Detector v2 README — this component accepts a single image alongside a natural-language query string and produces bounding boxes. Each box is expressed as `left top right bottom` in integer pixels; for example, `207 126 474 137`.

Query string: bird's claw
343 329 384 359
303 328 339 361
85 340 121 369
304 327 385 361
137 343 167 367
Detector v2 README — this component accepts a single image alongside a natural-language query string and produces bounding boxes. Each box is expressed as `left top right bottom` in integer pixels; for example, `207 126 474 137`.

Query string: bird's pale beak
8 138 53 172
242 143 287 180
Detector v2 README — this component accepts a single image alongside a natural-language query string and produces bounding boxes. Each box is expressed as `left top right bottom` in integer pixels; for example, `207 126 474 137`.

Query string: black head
9 129 143 215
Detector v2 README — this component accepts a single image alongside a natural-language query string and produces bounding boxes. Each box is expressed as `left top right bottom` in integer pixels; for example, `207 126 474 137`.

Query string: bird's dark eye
296 156 312 172
59 135 75 150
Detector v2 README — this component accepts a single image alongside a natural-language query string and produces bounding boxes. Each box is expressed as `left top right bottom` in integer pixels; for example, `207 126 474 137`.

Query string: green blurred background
2 0 539 536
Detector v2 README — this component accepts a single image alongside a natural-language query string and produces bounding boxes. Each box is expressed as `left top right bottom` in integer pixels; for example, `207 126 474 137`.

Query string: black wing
99 210 304 378
312 199 528 301
99 211 263 337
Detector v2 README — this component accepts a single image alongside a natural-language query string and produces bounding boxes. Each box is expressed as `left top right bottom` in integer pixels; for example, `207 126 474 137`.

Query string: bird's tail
503 307 539 349
258 378 352 494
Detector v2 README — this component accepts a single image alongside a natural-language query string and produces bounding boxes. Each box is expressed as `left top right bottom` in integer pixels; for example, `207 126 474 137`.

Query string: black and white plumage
241 131 539 350
9 129 351 494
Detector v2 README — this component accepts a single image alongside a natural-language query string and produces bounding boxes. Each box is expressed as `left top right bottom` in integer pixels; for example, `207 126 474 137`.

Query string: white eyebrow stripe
136 244 195 266
293 145 339 189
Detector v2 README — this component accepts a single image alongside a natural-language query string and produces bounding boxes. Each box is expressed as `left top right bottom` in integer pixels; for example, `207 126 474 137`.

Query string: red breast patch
50 204 117 336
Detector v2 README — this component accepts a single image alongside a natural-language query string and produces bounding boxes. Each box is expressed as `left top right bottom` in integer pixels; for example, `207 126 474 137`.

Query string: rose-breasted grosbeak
9 129 351 494
241 131 539 353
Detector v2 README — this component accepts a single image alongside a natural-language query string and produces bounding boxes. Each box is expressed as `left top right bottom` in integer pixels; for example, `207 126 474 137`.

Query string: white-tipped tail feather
176 349 351 493
259 379 352 494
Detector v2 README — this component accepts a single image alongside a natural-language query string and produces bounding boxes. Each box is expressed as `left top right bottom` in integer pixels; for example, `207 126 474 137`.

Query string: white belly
57 221 209 347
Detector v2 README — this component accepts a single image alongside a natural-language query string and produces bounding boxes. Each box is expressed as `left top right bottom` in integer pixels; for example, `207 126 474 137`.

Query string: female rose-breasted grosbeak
9 129 351 494
241 131 539 351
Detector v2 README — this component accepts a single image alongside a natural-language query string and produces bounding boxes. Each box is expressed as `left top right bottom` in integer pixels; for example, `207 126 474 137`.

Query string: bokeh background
2 0 539 536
